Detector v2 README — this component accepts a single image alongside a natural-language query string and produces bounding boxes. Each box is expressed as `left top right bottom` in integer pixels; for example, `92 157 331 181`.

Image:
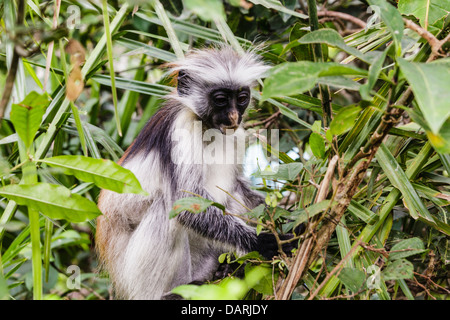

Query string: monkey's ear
177 70 192 96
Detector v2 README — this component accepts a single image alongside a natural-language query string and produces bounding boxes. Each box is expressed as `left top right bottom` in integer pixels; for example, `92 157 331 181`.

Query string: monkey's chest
204 164 236 205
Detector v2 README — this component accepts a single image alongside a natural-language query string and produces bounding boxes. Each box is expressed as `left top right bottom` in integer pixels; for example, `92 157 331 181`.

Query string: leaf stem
307 0 332 127
102 0 122 137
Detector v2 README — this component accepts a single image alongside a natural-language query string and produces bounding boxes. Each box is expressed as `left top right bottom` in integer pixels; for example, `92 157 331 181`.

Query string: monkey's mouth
219 124 239 135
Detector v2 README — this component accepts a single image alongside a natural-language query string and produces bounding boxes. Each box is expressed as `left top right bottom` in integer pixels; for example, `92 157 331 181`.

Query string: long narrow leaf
376 143 433 221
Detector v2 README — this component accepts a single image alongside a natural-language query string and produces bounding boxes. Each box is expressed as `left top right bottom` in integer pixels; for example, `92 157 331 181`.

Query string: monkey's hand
254 232 298 260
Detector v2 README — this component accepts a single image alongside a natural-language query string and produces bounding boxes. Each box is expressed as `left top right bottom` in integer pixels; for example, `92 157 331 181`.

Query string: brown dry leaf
436 193 450 201
66 66 84 102
66 39 86 67
240 0 253 10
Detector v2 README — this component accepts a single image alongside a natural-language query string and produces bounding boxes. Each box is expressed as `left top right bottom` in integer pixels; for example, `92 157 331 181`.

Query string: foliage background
0 0 449 300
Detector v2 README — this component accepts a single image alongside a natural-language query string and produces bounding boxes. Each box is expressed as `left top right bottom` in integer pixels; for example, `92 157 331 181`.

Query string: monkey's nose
218 110 240 134
228 110 240 128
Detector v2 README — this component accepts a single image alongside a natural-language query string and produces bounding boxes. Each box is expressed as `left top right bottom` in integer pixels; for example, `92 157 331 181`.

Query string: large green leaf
40 155 148 195
398 0 450 28
10 91 49 149
297 29 371 63
0 183 101 222
261 61 367 101
397 58 450 134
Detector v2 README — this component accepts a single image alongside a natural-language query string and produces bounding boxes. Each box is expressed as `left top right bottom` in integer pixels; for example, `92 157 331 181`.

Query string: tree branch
317 10 366 29
403 18 448 59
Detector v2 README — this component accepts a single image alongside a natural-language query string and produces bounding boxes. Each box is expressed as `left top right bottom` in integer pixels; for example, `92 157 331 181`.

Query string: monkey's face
207 86 250 134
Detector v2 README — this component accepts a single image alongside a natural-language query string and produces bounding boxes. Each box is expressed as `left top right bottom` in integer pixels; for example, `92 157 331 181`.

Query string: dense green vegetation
0 0 449 300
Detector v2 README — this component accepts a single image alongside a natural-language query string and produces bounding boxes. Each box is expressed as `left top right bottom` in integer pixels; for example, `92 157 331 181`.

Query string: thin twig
413 272 450 294
244 110 281 128
317 10 366 29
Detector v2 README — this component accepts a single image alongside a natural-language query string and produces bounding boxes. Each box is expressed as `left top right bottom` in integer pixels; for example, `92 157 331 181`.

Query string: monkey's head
169 45 270 134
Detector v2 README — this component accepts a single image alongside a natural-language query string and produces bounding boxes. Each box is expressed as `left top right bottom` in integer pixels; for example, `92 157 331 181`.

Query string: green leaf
233 251 265 264
329 105 362 136
10 91 49 149
261 61 367 101
40 155 148 195
347 200 378 224
389 237 426 261
382 259 414 281
311 120 322 134
0 183 101 223
169 196 224 219
150 0 184 59
297 29 371 63
253 162 303 181
0 273 8 300
271 162 303 180
368 0 404 55
376 143 434 222
397 58 450 134
287 23 314 61
338 268 366 292
183 0 226 21
398 0 450 28
426 118 450 154
309 132 325 159
247 204 266 219
91 74 172 97
360 49 388 100
248 0 308 19
245 264 274 295
288 200 333 227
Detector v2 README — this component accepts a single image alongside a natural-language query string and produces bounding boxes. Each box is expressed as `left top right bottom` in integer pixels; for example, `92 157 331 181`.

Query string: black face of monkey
208 86 250 134
177 69 251 134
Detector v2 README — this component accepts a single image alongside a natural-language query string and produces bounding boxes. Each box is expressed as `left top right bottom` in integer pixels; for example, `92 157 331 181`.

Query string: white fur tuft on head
169 45 271 88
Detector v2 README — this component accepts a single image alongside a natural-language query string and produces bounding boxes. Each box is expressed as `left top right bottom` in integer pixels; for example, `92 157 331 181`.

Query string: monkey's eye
237 92 249 106
213 94 228 107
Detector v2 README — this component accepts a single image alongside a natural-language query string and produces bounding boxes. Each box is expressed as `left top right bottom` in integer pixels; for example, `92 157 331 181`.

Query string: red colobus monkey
96 45 295 299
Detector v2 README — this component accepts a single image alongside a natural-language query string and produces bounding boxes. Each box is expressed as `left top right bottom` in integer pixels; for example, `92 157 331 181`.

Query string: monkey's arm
176 188 257 254
176 187 296 258
235 176 265 209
